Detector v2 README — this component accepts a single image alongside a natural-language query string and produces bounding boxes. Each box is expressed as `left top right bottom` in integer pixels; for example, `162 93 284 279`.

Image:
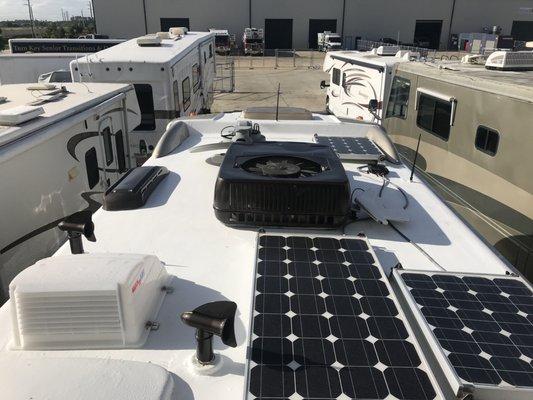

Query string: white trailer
0 54 80 85
71 29 216 164
317 31 342 52
322 49 413 122
243 28 264 55
0 82 140 299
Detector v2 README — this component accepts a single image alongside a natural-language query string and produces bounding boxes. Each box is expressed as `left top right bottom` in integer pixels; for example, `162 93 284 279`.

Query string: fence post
310 50 314 69
249 54 253 69
275 49 278 69
293 49 296 67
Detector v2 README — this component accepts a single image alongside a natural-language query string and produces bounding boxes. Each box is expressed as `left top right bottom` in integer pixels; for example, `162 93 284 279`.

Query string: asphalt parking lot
212 52 329 113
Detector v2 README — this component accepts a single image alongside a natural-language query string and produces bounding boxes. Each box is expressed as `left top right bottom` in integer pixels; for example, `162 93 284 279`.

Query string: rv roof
77 31 214 65
398 60 533 102
0 82 133 147
328 50 407 67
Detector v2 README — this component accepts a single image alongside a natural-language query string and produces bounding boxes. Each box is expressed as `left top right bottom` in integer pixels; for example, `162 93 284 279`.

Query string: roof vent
485 50 533 70
137 34 162 47
169 27 187 36
9 253 170 350
156 31 170 40
0 105 44 126
374 46 400 56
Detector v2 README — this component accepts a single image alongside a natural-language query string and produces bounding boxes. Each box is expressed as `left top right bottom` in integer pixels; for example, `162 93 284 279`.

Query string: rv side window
204 52 207 64
332 68 341 85
85 147 99 189
416 94 452 141
386 77 410 119
173 80 180 114
209 44 213 58
182 76 191 111
115 130 127 173
102 126 114 166
475 126 499 156
133 84 155 131
192 64 200 92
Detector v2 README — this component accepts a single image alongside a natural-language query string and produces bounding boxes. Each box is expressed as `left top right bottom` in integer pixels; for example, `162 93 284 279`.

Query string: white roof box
374 45 400 56
169 27 188 36
9 253 169 350
1 357 175 400
485 50 533 70
0 105 44 126
137 34 162 46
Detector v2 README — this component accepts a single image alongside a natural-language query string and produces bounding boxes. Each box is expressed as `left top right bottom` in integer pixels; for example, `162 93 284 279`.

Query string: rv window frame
114 129 127 173
475 125 500 156
209 44 213 58
416 93 454 141
332 68 341 86
173 80 181 114
386 76 411 120
192 63 200 92
85 147 99 189
182 76 191 111
133 84 156 132
102 126 114 166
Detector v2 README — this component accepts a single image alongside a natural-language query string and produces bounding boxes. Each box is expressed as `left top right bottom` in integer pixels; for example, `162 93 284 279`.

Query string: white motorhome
322 49 413 122
209 29 233 55
71 29 216 164
0 54 79 85
0 82 140 300
317 31 342 52
243 28 264 55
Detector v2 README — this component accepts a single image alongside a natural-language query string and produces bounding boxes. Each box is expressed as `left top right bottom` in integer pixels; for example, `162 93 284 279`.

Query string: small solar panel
315 135 383 161
395 269 533 397
247 234 441 400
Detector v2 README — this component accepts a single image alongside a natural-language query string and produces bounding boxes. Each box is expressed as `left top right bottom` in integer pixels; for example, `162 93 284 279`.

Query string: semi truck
318 31 342 52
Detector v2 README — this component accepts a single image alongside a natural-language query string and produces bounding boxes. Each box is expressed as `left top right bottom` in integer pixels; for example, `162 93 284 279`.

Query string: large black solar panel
247 234 440 400
395 269 533 395
314 136 384 161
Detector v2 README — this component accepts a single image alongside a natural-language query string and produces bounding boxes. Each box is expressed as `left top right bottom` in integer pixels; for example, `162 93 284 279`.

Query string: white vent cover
0 105 44 126
9 253 169 350
137 34 162 46
374 46 400 56
1 357 175 400
169 27 187 36
485 50 533 70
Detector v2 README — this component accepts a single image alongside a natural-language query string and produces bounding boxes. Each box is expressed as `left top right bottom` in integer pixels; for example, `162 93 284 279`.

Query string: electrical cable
388 222 445 271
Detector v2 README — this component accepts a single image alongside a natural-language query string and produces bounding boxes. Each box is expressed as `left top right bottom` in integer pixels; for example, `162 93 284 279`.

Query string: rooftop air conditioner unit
0 105 44 126
169 27 187 36
485 50 533 70
137 35 162 47
375 45 400 56
9 253 170 350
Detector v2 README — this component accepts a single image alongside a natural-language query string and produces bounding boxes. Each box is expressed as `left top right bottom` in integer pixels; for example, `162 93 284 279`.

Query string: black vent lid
220 141 347 182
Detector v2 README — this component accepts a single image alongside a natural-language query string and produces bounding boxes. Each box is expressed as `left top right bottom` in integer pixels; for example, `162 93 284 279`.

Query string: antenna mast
409 133 422 182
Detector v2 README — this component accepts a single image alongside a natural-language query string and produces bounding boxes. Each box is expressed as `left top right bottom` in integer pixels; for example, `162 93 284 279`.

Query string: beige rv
383 60 533 280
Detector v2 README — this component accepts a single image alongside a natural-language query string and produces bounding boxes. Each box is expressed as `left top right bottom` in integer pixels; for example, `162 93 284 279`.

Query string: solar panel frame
313 135 385 162
393 268 533 400
244 232 444 400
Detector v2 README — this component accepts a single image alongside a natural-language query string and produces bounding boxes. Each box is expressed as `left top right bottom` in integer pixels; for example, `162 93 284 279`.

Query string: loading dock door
161 18 190 31
265 19 293 49
511 21 533 41
414 20 442 49
309 19 337 49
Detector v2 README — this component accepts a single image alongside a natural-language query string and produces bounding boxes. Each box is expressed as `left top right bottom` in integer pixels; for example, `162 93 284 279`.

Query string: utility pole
23 0 35 38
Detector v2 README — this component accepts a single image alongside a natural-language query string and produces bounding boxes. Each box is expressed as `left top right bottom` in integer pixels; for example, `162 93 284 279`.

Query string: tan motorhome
383 59 533 280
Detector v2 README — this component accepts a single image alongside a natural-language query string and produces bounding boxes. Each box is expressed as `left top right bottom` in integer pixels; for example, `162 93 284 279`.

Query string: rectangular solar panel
394 269 533 399
246 233 442 400
314 135 384 161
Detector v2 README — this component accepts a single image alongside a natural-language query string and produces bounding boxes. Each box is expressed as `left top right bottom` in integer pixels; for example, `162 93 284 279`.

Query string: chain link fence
216 50 325 70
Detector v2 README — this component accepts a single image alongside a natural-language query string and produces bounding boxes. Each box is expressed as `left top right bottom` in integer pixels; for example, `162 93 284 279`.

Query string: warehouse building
92 0 533 50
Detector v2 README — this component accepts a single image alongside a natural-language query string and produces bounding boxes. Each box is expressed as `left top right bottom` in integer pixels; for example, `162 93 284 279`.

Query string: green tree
0 28 5 50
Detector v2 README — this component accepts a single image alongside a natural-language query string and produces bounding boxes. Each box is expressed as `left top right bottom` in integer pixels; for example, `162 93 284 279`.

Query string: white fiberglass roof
0 113 514 399
78 31 213 65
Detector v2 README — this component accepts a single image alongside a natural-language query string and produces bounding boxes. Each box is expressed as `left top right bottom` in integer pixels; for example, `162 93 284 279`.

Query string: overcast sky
0 0 91 21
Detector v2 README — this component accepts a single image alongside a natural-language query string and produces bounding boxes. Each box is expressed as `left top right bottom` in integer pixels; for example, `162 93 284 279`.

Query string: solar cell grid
248 234 439 400
398 271 533 390
315 136 383 158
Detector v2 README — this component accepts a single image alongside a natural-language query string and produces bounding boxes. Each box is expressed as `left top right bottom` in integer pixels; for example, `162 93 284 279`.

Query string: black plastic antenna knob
58 210 96 254
181 301 237 364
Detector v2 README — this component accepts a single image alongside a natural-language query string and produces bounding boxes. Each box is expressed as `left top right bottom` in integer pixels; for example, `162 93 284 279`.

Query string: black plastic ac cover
214 142 350 227
103 166 168 211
